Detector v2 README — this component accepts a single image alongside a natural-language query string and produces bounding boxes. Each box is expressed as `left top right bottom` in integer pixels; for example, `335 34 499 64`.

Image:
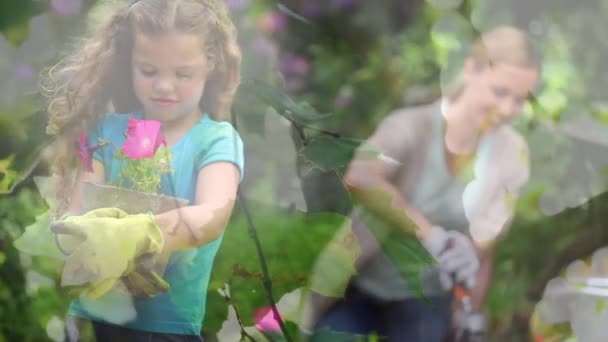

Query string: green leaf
0 141 46 195
300 137 380 172
0 252 6 266
0 155 18 192
202 289 229 333
2 18 30 48
381 229 436 300
13 211 65 260
357 206 436 301
0 94 46 140
205 197 435 333
206 201 351 329
239 80 333 126
233 84 268 136
0 0 47 47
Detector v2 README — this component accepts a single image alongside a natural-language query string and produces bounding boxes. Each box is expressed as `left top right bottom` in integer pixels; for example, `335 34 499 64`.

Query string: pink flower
122 118 166 160
77 133 104 173
258 11 288 34
280 54 311 76
254 306 282 333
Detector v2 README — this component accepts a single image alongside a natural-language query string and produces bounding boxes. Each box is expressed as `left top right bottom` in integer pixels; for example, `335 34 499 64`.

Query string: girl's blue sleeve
197 123 245 181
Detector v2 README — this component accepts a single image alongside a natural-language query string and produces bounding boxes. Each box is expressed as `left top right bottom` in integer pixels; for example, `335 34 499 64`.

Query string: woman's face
462 60 539 132
131 31 212 124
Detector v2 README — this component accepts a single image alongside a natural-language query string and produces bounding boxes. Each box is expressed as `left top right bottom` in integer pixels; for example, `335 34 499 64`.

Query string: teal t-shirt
69 112 244 334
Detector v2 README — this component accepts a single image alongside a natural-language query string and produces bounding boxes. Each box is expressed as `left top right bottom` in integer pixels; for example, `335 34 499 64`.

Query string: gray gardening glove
423 226 480 290
438 230 480 289
422 225 454 290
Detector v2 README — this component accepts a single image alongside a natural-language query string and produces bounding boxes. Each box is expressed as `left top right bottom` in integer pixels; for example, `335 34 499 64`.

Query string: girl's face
462 60 539 132
131 31 212 124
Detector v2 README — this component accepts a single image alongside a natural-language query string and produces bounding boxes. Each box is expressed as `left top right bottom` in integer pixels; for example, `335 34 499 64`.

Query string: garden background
1 0 608 341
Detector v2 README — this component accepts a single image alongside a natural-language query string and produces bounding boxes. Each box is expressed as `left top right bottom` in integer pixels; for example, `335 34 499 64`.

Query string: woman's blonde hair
42 0 241 213
469 26 539 69
445 25 539 99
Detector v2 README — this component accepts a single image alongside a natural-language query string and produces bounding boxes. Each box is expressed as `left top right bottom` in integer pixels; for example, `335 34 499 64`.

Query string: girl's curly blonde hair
42 0 241 212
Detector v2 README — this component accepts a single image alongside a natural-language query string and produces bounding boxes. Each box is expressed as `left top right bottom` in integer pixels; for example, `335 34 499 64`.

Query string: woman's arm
154 162 240 252
471 245 494 311
345 155 433 241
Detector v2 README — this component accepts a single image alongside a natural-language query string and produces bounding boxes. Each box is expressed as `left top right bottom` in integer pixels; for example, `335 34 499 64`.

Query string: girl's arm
66 159 106 215
154 162 240 251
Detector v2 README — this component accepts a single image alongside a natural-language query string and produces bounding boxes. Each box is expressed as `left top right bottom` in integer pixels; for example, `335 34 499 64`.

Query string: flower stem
237 191 292 342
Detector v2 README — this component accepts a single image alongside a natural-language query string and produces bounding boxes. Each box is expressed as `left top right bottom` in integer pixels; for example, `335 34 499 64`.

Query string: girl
43 0 243 340
301 26 539 341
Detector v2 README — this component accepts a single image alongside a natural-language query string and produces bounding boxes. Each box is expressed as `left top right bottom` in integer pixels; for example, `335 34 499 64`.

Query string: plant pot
82 181 189 215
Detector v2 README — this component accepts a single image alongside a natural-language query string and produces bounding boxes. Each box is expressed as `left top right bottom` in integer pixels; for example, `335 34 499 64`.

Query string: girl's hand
50 208 165 299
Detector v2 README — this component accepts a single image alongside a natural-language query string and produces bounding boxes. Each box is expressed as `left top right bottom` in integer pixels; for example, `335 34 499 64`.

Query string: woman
301 26 540 341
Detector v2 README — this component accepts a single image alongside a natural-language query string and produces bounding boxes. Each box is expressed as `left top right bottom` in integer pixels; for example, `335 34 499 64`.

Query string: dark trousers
313 285 452 342
65 317 204 342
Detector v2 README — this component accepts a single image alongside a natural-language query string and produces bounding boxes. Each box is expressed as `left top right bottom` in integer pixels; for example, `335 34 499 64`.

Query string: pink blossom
280 54 311 76
258 11 288 34
122 118 166 160
254 306 282 333
76 133 104 173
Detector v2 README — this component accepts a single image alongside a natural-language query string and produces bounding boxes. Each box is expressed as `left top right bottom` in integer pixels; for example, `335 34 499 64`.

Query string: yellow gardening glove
122 253 170 298
50 208 165 299
53 207 130 255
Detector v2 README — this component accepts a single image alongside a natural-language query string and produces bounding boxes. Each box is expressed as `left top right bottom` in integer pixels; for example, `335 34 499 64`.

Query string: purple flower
280 54 311 76
12 63 36 82
302 2 324 19
76 133 104 173
252 36 277 58
50 0 82 16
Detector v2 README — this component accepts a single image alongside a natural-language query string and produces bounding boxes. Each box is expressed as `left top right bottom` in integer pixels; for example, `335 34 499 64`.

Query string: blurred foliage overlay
2 0 608 341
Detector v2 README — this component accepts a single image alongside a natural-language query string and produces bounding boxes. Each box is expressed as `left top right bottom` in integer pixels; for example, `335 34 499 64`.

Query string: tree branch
222 284 257 342
528 226 608 300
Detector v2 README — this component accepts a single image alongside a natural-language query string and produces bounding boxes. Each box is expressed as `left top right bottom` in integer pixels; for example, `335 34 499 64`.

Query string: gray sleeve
356 106 434 179
368 109 417 164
